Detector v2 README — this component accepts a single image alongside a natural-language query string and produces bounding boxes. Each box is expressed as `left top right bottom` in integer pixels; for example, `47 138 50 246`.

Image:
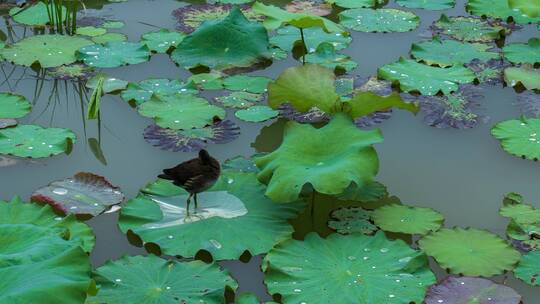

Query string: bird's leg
194 193 198 209
186 193 193 216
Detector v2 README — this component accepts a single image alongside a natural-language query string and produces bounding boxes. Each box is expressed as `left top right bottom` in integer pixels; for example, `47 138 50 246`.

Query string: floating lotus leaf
121 79 198 105
467 0 540 24
235 105 279 122
223 75 271 94
1 35 92 68
188 72 225 90
419 228 521 276
286 0 332 16
515 91 540 117
499 192 540 225
411 38 499 67
431 15 507 42
46 64 96 80
378 58 476 95
268 64 339 113
86 73 128 93
504 66 540 90
326 0 386 9
396 0 454 10
76 26 107 37
503 38 540 65
30 172 124 217
255 113 382 202
252 2 344 33
491 117 540 161
141 29 185 53
465 59 510 86
77 41 151 68
263 232 436 304
337 180 388 202
509 0 540 18
119 171 304 259
102 21 125 29
372 204 444 235
92 32 128 44
0 124 75 158
327 206 377 234
304 42 358 73
143 120 240 152
270 25 352 53
339 8 420 33
138 94 226 130
171 8 270 71
0 92 31 119
344 91 419 119
9 2 66 26
86 255 237 304
215 92 262 109
425 276 522 304
514 251 540 286
507 221 540 252
223 156 260 173
172 4 261 33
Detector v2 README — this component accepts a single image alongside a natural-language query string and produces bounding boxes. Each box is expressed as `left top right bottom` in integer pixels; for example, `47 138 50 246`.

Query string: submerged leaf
491 117 540 161
327 206 377 234
339 8 420 33
0 125 75 158
465 58 510 86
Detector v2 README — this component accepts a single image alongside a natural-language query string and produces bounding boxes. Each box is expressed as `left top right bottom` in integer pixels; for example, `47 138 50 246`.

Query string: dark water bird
158 149 220 214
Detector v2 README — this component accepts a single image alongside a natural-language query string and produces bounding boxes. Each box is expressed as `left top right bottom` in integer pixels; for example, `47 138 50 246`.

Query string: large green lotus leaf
509 0 540 18
491 117 540 161
223 75 271 94
171 8 270 70
119 171 304 260
344 91 419 118
372 204 444 235
137 94 226 130
267 64 339 113
504 66 540 90
304 42 358 73
87 255 237 304
396 0 455 10
325 0 386 9
432 15 506 42
411 38 499 67
514 251 540 286
263 232 436 304
121 79 198 105
499 192 540 225
255 113 383 203
339 8 420 33
141 29 185 53
0 224 91 304
252 2 345 33
77 41 151 68
0 92 31 119
503 38 540 65
1 35 92 68
0 197 95 253
467 0 540 24
378 58 476 95
0 124 76 158
9 2 66 26
270 25 352 53
419 228 521 277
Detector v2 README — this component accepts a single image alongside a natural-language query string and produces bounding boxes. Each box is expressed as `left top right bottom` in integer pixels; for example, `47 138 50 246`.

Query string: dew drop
53 188 68 195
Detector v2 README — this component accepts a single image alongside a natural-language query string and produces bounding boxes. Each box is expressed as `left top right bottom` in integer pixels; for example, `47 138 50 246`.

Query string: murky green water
1 0 539 301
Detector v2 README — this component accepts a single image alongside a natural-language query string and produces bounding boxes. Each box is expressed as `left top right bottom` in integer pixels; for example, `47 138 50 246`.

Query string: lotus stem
310 190 316 229
299 28 306 65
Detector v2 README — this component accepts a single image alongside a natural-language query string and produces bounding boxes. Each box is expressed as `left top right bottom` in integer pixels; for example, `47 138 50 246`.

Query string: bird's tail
158 169 174 180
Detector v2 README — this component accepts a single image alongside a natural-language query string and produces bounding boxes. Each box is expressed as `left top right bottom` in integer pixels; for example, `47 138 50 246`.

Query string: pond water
0 0 539 302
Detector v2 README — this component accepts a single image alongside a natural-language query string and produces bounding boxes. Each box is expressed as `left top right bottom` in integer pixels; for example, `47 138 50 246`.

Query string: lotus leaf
327 206 377 234
504 66 540 90
77 41 151 68
171 8 270 70
86 255 237 304
515 91 540 117
467 0 540 24
507 221 540 252
326 0 387 8
503 38 540 65
263 232 436 303
304 42 358 73
143 120 240 152
121 79 198 105
0 124 75 158
255 113 382 202
138 94 226 130
1 35 92 68
372 204 444 235
514 251 540 286
235 106 279 122
76 26 107 37
419 228 521 277
270 25 352 53
491 117 540 161
378 58 476 95
119 171 304 259
141 29 185 53
411 38 499 67
431 15 506 42
188 72 224 90
222 75 271 94
396 0 454 10
252 2 344 33
339 8 420 33
286 0 332 16
172 4 261 33
344 91 419 118
102 21 125 29
337 181 388 202
222 156 260 173
509 0 540 18
425 276 522 304
92 33 128 44
0 92 31 119
499 193 540 225
86 73 128 93
9 2 66 26
215 92 262 109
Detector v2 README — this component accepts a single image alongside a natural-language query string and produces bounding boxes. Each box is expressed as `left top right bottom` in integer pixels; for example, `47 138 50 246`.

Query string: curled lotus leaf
339 8 420 33
504 66 540 90
141 29 185 53
396 0 455 10
327 206 377 234
466 0 540 24
0 92 31 119
425 276 522 304
121 79 198 105
285 0 332 16
30 172 124 217
515 91 540 117
215 92 262 109
9 2 66 26
491 117 540 161
431 15 507 42
0 124 75 158
143 120 240 152
372 204 444 235
509 0 540 18
235 105 279 122
172 4 261 33
270 25 352 53
304 42 358 73
255 113 383 203
223 75 271 94
263 232 436 304
86 255 237 304
514 251 540 286
119 171 304 259
419 228 521 277
411 38 500 68
503 38 540 65
77 41 151 68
